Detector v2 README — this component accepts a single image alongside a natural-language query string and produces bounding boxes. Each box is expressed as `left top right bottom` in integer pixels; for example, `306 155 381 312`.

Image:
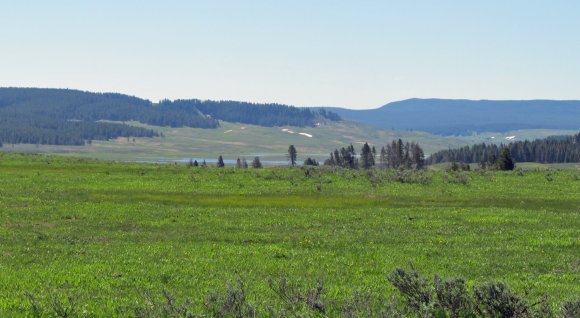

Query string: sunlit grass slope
3 120 574 163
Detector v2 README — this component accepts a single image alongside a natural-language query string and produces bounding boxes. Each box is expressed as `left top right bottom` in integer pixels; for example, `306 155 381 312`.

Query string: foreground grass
0 153 578 316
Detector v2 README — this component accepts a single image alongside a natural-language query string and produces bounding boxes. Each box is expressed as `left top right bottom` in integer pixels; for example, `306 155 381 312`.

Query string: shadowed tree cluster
427 132 580 165
325 144 359 169
235 157 249 169
324 140 424 170
303 157 319 166
379 139 425 170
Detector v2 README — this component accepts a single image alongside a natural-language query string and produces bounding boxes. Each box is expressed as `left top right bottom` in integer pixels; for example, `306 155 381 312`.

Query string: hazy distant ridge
324 99 580 135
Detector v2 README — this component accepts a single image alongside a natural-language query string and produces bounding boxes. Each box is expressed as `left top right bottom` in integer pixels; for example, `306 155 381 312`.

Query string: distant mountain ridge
324 99 580 135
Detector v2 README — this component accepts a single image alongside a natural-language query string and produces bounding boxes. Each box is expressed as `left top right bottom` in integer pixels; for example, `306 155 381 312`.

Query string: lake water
134 154 328 166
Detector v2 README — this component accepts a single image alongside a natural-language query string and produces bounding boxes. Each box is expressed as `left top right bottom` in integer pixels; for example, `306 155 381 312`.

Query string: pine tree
334 149 342 167
217 155 225 168
411 143 425 169
242 158 249 169
235 158 242 168
403 142 412 169
287 145 297 166
360 142 374 169
396 139 404 168
379 146 388 169
342 144 358 169
328 152 336 166
496 147 515 170
251 156 262 168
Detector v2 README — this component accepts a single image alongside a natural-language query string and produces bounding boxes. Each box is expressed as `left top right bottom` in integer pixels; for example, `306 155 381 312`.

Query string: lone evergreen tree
411 143 425 169
496 147 515 170
217 155 225 168
235 157 242 168
360 142 374 169
379 146 388 169
326 152 336 166
287 145 297 166
251 156 262 169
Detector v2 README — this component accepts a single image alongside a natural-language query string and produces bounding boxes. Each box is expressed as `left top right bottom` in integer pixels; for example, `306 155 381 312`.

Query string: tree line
427 132 580 165
324 139 425 170
169 99 340 127
187 156 264 169
201 140 425 169
0 116 157 146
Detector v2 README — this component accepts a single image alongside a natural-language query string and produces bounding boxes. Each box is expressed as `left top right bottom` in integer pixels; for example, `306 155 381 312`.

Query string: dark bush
474 282 529 317
561 297 580 318
268 276 326 315
391 169 432 185
434 276 471 318
388 268 433 315
134 290 195 318
443 172 469 185
205 279 257 318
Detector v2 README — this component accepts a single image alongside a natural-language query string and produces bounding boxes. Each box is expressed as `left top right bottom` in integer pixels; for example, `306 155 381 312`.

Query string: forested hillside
177 99 339 127
0 88 216 145
0 88 339 146
427 132 580 164
0 118 158 146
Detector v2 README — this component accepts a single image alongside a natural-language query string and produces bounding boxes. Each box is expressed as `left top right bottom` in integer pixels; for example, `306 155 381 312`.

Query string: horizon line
2 86 580 111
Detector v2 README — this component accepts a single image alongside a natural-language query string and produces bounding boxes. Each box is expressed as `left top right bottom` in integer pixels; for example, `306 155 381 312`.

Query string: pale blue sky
1 1 579 109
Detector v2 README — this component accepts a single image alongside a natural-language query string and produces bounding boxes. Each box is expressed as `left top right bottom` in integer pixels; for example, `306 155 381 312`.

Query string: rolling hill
324 99 580 135
1 88 579 163
3 119 576 164
0 120 478 163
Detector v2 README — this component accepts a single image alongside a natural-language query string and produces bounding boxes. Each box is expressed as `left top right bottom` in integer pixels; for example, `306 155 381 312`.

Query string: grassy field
0 153 578 316
1 120 575 163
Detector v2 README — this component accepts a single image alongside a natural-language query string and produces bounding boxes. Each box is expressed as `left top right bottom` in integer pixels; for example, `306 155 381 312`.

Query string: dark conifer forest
324 140 425 170
184 100 338 127
426 132 580 164
0 88 340 146
0 88 215 145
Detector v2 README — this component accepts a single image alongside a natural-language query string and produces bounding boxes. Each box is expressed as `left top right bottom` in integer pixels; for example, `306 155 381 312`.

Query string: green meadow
3 120 576 163
0 153 578 316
